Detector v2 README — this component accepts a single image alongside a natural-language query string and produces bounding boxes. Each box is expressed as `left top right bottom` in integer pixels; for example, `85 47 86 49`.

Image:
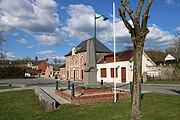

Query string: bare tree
166 34 180 54
58 59 61 64
45 58 49 62
173 34 180 54
0 33 6 59
118 0 153 120
34 56 38 62
53 58 58 64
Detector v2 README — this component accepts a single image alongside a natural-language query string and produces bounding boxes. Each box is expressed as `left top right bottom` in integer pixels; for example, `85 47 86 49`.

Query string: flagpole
113 2 117 103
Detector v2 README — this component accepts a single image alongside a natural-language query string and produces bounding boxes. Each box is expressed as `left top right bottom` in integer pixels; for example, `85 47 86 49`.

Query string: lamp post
94 14 108 61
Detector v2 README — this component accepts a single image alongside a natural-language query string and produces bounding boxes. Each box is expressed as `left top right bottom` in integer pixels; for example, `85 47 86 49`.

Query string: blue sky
0 0 180 62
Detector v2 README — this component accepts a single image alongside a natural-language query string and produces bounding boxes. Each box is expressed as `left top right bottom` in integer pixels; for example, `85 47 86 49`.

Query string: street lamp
94 14 108 62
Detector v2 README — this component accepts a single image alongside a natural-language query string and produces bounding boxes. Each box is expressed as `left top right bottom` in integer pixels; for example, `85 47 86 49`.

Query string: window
101 68 106 77
81 56 84 65
110 68 118 77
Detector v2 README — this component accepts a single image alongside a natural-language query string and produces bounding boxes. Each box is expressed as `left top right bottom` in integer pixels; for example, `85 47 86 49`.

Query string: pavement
41 87 71 104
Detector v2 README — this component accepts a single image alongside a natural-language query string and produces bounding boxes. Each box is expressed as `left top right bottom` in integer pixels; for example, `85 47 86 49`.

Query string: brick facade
66 52 86 80
32 60 47 73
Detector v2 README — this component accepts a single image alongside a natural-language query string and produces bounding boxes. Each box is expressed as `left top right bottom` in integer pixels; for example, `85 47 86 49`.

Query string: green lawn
0 86 17 90
145 80 180 84
0 90 179 120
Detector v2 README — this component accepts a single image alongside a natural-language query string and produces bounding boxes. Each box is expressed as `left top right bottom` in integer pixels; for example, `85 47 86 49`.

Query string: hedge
0 66 25 79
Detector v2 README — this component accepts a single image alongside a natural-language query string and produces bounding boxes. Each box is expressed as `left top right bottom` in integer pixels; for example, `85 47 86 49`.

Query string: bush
0 66 25 79
25 68 39 75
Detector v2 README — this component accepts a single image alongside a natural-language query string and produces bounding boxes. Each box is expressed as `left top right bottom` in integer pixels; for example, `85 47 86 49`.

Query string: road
0 78 84 87
0 78 179 95
142 84 180 95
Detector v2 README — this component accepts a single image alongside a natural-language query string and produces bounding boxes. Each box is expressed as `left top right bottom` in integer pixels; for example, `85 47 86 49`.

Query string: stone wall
148 64 180 81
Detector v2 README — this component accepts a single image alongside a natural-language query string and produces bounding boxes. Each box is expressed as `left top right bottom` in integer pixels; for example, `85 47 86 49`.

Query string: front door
81 70 83 80
121 67 126 83
74 70 75 80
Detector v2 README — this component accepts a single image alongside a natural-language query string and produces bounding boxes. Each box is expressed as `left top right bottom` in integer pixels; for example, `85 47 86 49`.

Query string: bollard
56 81 58 90
71 83 75 97
130 81 133 94
101 79 103 85
68 80 70 90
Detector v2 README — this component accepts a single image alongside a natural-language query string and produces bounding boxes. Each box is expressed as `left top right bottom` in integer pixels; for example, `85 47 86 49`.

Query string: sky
0 0 180 63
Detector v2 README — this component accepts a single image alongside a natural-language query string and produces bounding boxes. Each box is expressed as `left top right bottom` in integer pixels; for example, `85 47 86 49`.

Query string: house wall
38 61 47 72
32 66 38 70
27 62 33 68
97 61 133 83
142 52 156 72
60 67 66 80
45 66 53 79
65 51 108 81
32 61 47 73
165 54 175 61
65 52 86 80
97 53 156 83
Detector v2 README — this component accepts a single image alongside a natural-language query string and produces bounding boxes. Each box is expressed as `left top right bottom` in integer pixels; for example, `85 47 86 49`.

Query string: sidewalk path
41 87 71 105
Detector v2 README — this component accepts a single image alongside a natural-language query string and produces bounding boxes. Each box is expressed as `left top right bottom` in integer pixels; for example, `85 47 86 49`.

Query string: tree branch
118 8 133 33
141 0 153 34
136 0 145 23
120 0 137 26
120 0 140 36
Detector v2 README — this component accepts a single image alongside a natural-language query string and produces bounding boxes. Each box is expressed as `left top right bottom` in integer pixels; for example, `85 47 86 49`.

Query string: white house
27 62 33 68
97 50 156 83
165 53 180 62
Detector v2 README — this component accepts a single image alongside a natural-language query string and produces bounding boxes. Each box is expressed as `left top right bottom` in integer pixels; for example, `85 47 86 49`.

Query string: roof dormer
72 47 76 55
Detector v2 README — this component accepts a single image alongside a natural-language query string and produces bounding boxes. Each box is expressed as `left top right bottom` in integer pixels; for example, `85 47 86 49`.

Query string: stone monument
84 39 99 88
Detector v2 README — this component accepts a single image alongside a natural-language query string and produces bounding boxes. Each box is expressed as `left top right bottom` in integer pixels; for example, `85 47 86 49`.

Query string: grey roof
65 37 112 56
171 53 180 59
33 60 44 66
47 64 63 71
60 64 65 68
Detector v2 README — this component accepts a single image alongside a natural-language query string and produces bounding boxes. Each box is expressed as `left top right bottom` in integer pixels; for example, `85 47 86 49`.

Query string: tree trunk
131 42 143 120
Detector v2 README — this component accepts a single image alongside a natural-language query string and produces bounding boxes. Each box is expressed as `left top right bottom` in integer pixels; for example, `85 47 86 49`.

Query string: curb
33 86 57 110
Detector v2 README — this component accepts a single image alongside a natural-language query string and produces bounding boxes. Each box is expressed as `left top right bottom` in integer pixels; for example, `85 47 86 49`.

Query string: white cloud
27 45 33 49
34 32 66 46
1 52 20 60
16 38 29 44
0 0 59 33
165 0 174 5
175 27 180 31
62 4 111 41
62 4 131 47
62 4 176 51
33 27 67 46
50 55 65 63
53 56 65 61
34 35 59 46
145 24 175 50
36 50 55 56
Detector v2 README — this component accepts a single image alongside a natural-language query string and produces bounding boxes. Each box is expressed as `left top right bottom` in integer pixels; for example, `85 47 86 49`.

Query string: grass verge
0 90 179 120
0 86 17 90
145 80 180 84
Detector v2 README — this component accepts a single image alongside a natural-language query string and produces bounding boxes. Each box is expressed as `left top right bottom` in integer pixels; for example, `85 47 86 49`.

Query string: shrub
0 66 25 79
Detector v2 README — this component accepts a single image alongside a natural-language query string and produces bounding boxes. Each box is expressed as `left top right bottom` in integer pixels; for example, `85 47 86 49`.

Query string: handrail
55 80 75 97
